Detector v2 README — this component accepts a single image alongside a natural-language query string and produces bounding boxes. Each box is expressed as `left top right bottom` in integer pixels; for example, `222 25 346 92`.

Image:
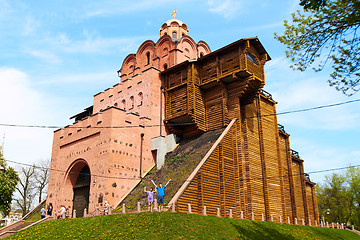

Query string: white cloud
83 0 190 18
23 16 40 36
0 67 66 166
25 49 62 64
36 71 116 85
0 0 11 18
207 0 242 19
41 32 148 55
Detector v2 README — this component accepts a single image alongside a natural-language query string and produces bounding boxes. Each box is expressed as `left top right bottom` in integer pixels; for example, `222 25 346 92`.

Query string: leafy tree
317 166 360 229
0 147 19 216
275 0 360 95
346 167 360 227
317 173 352 224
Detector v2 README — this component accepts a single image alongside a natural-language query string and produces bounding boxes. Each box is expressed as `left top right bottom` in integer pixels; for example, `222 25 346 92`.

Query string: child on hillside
144 186 156 212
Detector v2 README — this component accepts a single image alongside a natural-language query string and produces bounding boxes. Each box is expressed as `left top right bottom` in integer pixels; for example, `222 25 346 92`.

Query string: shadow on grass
231 221 296 240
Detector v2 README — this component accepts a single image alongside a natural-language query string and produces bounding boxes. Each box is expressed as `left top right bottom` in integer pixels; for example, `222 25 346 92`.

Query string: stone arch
178 36 198 60
136 40 156 67
120 54 136 79
64 159 91 217
197 40 211 58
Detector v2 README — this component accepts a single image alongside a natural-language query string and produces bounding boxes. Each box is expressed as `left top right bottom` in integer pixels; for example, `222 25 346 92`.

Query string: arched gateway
66 159 91 217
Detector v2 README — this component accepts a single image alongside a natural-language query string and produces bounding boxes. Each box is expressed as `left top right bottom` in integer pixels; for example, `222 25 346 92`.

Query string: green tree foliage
0 147 19 216
275 0 360 95
317 166 360 228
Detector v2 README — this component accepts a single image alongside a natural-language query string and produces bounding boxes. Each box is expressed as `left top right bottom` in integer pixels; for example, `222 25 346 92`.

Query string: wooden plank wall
175 92 319 223
278 133 295 222
176 123 238 217
205 86 225 131
246 45 265 80
241 100 265 221
305 182 315 223
258 95 284 220
292 159 306 221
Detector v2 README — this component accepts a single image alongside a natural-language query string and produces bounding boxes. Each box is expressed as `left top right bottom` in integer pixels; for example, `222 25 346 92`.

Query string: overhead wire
0 98 359 129
5 158 360 183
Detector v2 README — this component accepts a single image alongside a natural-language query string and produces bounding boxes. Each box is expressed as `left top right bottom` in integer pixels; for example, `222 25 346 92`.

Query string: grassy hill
116 128 223 211
6 212 360 240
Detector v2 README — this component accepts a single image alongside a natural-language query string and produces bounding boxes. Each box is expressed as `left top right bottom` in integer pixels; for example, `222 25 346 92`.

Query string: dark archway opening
72 165 90 217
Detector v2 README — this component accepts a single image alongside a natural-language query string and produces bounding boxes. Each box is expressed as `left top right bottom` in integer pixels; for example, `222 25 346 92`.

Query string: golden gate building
47 16 319 223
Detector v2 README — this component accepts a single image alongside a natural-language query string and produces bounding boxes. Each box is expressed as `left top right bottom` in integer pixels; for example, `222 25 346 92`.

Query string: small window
163 64 168 71
130 96 134 109
138 92 143 106
146 52 150 65
246 52 259 65
122 99 126 109
172 31 177 39
200 52 204 58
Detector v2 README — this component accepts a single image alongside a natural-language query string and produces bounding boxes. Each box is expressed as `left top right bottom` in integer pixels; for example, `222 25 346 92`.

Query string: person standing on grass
144 186 156 212
40 207 46 219
47 203 53 216
151 179 171 212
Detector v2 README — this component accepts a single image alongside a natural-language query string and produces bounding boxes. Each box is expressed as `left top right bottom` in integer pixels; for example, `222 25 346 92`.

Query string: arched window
130 96 134 109
122 99 126 110
146 52 150 65
172 31 177 39
138 92 143 106
163 64 168 71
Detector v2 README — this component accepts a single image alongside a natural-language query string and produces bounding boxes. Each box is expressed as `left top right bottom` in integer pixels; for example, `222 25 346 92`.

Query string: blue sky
0 0 359 184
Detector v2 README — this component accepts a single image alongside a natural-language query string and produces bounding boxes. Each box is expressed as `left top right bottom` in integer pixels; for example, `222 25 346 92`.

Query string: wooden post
203 206 207 216
217 208 221 217
270 215 273 222
154 199 158 212
172 203 176 213
188 204 192 214
229 209 233 218
84 208 87 218
109 206 112 215
122 204 126 214
279 216 282 224
302 218 305 226
240 211 244 220
309 219 311 226
73 209 76 218
294 218 298 225
137 202 141 213
95 207 99 216
287 217 290 224
352 225 354 231
261 213 264 221
315 220 317 227
251 212 254 221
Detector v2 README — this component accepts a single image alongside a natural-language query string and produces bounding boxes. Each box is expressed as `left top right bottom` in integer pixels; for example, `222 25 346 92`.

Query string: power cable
0 98 359 129
5 158 360 183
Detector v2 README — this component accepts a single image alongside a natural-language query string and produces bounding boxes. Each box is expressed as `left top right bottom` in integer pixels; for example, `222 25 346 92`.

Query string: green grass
6 212 360 240
24 201 46 222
